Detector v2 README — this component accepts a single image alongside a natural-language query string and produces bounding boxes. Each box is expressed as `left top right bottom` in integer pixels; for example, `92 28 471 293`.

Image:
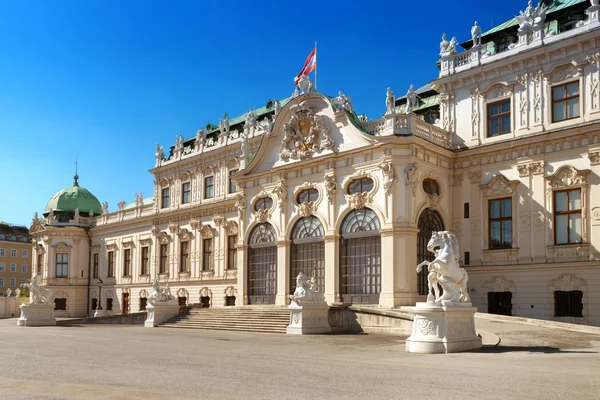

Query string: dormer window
497 41 512 53
254 197 273 211
347 178 374 195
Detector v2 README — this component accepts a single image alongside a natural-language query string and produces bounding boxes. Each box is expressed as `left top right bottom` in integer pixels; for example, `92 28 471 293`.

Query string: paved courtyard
0 318 598 400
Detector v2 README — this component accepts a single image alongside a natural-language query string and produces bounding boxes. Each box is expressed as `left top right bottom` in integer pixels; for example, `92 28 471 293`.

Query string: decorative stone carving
101 201 109 215
416 231 470 305
385 87 395 115
588 151 600 166
25 275 53 304
253 209 271 224
449 173 463 187
404 163 419 196
287 272 330 335
279 104 335 161
546 165 590 188
468 170 481 184
224 286 237 297
155 144 165 167
486 84 512 100
177 228 191 241
469 88 480 137
348 192 369 210
324 175 337 205
145 280 179 328
551 64 578 84
135 192 144 208
405 85 417 114
480 175 519 197
549 273 587 292
516 0 548 31
332 91 353 113
117 200 126 211
439 33 457 57
426 194 440 211
296 74 315 94
224 221 239 235
378 160 396 195
199 225 215 238
234 194 247 219
471 21 482 47
483 276 516 293
272 179 288 210
592 207 600 221
157 232 170 245
297 201 316 218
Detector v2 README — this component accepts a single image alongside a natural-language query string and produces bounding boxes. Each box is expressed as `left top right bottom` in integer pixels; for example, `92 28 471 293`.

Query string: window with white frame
56 253 69 278
10 263 16 272
0 263 4 272
22 249 28 258
10 278 15 288
0 248 5 257
21 278 27 285
552 81 579 122
487 99 511 137
0 278 5 286
21 264 27 273
11 249 17 258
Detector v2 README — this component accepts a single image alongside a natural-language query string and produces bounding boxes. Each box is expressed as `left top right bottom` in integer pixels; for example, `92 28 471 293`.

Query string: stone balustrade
360 114 452 149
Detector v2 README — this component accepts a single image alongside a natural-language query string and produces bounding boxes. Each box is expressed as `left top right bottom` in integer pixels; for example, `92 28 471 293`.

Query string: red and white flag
294 46 317 85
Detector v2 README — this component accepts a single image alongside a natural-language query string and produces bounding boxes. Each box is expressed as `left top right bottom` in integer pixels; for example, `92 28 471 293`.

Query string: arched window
290 216 325 294
247 223 277 304
347 178 374 195
417 208 444 295
297 188 319 203
254 197 273 211
423 179 441 196
340 208 381 304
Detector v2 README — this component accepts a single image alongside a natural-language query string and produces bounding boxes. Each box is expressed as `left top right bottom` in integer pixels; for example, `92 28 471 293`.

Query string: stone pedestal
144 301 179 328
17 303 56 327
405 302 481 353
287 303 331 335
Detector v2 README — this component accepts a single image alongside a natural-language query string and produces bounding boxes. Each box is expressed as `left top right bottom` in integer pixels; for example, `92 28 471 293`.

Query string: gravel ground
0 318 598 400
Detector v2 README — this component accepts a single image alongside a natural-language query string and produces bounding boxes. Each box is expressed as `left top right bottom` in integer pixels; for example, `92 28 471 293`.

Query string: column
275 240 290 306
323 235 339 304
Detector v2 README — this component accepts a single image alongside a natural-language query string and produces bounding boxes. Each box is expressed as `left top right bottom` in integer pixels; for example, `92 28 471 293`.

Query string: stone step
162 321 287 330
159 324 286 333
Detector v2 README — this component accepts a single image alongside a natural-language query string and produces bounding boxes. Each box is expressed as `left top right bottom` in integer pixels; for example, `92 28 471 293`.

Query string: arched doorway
417 208 445 295
290 216 325 294
247 223 277 304
340 208 381 304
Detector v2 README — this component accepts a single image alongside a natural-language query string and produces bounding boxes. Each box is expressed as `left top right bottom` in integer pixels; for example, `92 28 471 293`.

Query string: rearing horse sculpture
416 231 470 305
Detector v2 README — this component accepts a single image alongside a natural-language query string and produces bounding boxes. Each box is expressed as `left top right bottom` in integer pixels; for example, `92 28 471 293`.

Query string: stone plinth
287 303 331 335
405 302 481 353
144 301 179 328
17 303 56 327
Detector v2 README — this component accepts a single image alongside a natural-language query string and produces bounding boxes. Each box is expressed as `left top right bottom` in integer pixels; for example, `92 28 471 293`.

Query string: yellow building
0 223 32 297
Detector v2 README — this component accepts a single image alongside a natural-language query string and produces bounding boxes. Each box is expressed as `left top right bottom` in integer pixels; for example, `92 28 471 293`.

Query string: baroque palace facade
29 0 600 325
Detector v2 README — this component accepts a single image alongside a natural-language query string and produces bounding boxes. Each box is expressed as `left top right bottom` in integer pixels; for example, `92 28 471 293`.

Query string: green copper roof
479 0 587 38
44 175 103 216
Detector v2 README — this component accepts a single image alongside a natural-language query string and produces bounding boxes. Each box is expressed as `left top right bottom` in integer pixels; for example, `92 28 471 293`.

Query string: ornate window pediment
342 171 377 210
224 221 239 236
54 242 72 253
483 276 516 293
549 273 587 292
545 165 590 189
122 237 134 248
547 63 581 84
279 103 336 161
199 225 215 238
177 228 191 242
483 83 513 101
157 232 170 245
480 175 519 197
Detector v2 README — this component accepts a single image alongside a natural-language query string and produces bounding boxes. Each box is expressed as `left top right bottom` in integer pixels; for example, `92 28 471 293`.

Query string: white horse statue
25 274 53 304
416 231 470 305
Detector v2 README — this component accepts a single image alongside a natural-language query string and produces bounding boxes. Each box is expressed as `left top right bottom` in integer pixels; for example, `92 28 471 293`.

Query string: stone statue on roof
516 0 548 31
385 87 395 115
155 144 164 167
135 193 144 207
195 127 206 145
333 91 353 113
471 21 482 47
273 99 281 117
74 208 80 219
448 37 458 54
297 74 315 94
101 202 109 214
405 85 418 114
245 108 257 128
440 33 450 56
219 113 230 136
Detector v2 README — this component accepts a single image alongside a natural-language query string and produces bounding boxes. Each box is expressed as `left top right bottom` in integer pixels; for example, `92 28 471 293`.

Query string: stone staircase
158 306 290 333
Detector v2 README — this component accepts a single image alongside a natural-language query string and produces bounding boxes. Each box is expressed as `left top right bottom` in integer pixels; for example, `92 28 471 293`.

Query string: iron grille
487 291 512 316
248 223 278 305
417 208 445 295
290 217 325 294
554 290 583 317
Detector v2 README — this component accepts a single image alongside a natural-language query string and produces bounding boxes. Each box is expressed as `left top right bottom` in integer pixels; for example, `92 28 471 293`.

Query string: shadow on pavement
476 345 597 354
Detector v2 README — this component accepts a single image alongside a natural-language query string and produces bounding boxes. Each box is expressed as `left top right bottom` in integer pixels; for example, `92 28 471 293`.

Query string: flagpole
314 40 318 91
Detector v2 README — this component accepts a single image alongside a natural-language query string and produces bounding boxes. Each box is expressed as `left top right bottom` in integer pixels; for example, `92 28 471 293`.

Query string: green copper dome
44 174 102 217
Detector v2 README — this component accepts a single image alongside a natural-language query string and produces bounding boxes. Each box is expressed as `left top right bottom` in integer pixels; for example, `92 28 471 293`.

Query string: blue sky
0 0 528 226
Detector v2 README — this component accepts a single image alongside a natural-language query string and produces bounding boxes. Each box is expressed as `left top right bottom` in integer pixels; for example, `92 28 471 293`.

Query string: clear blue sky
0 0 527 226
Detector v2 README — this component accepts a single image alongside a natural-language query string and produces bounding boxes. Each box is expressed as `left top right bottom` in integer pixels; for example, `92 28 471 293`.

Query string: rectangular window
227 235 237 270
179 241 189 272
0 249 4 257
554 290 583 317
21 278 27 285
91 298 98 310
123 248 131 276
37 254 43 275
107 251 115 277
10 278 15 287
141 246 149 275
10 263 16 272
0 263 4 272
22 250 28 258
464 251 470 266
181 182 191 204
56 254 68 278
552 81 579 122
54 298 67 310
489 198 512 249
93 254 99 278
554 189 582 244
161 187 170 208
11 249 17 258
21 264 27 273
204 176 214 199
160 244 168 274
229 169 239 194
202 238 213 271
139 297 147 311
106 298 113 311
464 203 470 219
0 278 4 286
487 99 511 137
